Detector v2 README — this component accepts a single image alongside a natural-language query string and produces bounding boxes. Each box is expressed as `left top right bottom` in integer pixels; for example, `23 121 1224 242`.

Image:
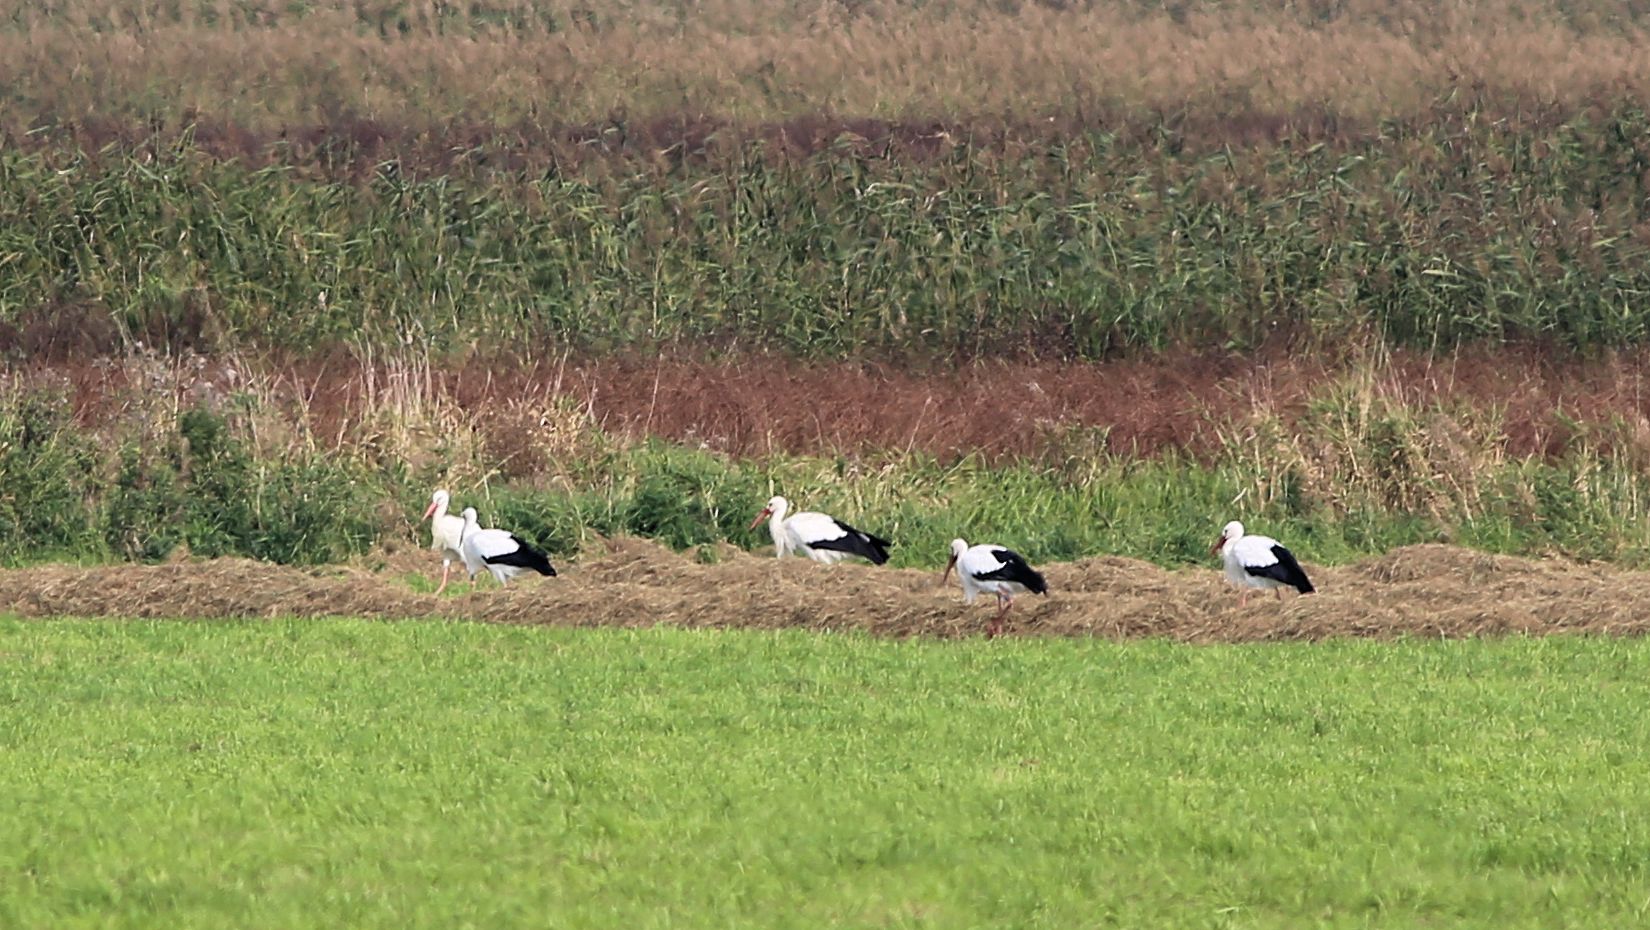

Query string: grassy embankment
8 346 1650 570
4 619 1650 928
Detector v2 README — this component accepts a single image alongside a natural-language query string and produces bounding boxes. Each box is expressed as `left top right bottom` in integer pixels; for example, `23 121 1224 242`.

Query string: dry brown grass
1 535 1641 641
33 346 1650 470
6 0 1650 149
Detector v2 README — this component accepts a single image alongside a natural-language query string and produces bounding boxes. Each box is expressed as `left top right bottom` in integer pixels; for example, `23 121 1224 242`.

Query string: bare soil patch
2 540 1644 642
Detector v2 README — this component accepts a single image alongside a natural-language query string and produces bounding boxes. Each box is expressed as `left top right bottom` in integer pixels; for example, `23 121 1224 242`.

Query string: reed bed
4 101 1650 360
5 1 1650 360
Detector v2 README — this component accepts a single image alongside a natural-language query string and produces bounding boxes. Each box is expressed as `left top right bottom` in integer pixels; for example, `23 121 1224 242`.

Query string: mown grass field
4 619 1649 928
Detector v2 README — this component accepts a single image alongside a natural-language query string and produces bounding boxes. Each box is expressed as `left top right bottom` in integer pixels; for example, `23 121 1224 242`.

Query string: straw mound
1 541 1644 641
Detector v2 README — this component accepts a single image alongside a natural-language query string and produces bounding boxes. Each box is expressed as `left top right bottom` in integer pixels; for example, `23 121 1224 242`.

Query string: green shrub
246 461 379 565
620 446 766 551
0 388 104 561
104 441 186 562
174 408 257 558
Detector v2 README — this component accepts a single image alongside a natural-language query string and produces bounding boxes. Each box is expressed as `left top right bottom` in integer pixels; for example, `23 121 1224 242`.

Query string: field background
12 7 1650 927
4 0 1650 572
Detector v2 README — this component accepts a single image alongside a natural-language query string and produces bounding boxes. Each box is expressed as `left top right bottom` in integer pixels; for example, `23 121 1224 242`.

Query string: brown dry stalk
4 0 1650 139
31 347 1650 469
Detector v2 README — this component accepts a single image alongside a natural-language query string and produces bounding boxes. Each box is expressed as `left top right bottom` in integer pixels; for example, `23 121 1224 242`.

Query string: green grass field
3 619 1648 928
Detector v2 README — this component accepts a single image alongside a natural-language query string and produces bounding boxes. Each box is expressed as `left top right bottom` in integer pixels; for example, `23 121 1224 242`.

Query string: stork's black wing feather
972 548 1049 595
806 519 893 565
483 535 558 576
1243 544 1313 593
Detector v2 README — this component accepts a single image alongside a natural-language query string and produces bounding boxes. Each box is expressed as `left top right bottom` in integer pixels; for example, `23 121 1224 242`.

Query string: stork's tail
525 547 557 577
860 533 893 566
492 536 558 577
1026 569 1049 596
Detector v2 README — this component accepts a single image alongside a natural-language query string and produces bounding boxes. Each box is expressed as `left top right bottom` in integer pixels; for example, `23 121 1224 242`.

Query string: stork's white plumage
1211 520 1315 607
459 507 557 586
422 489 468 595
747 495 891 565
943 538 1048 638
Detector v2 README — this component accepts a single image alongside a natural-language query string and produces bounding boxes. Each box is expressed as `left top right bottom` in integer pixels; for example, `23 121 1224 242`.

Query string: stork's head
942 538 968 584
461 506 479 527
423 489 450 521
747 495 789 530
1211 520 1244 556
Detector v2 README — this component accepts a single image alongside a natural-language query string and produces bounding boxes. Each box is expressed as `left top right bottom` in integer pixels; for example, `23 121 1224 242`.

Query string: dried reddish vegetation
7 107 1391 181
0 90 1620 185
38 348 1650 465
0 536 1639 641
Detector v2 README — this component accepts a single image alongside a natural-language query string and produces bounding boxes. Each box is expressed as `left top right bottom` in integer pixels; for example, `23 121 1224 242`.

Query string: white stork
747 495 892 565
422 489 468 595
943 538 1049 638
458 507 557 586
1211 520 1315 607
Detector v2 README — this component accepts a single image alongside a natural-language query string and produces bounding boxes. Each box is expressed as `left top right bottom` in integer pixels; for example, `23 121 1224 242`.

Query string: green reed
3 101 1650 360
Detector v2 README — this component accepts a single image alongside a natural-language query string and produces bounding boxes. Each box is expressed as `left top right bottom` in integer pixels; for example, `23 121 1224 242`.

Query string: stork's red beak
423 500 439 521
747 508 772 531
942 554 957 585
1209 535 1225 557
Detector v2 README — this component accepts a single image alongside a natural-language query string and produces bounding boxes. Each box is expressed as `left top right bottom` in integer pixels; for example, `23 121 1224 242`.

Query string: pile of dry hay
0 538 1641 641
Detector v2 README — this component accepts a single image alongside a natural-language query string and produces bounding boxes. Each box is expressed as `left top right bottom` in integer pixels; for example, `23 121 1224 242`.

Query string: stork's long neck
768 502 789 556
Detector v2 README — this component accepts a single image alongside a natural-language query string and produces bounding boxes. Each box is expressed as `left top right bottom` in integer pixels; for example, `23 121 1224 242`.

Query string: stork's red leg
987 593 1012 638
